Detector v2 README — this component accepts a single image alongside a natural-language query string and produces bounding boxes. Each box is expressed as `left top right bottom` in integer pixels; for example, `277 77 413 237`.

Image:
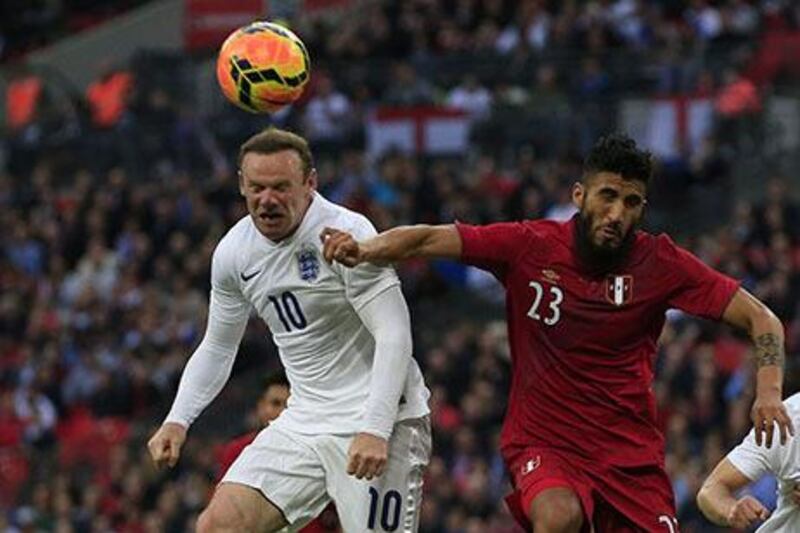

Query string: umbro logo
542 269 560 282
240 269 261 282
521 456 541 476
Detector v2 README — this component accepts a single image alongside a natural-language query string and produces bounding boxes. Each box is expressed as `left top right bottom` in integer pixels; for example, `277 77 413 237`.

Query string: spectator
14 384 57 448
384 61 434 106
446 74 493 123
303 73 353 152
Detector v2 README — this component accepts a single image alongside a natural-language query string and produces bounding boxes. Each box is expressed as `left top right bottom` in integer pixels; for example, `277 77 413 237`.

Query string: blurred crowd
302 0 770 59
0 0 148 62
2 0 800 532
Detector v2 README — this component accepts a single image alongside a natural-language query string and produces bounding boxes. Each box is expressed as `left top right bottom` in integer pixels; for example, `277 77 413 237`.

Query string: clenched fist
147 422 187 469
320 228 364 267
727 495 769 529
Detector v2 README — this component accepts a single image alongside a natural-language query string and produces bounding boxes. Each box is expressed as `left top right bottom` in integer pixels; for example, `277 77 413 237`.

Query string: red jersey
457 217 739 467
217 431 258 476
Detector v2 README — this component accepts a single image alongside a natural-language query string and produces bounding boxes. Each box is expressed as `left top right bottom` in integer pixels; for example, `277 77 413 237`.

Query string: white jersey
209 192 429 435
727 392 800 533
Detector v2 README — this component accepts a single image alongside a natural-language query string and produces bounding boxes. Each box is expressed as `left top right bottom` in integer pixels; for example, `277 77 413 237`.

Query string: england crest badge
297 246 320 282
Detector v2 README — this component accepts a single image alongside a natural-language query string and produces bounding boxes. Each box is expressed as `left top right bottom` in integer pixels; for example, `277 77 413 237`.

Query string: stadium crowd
2 1 800 532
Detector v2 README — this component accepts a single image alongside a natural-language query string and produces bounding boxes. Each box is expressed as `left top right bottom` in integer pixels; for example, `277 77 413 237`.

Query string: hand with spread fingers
792 483 800 506
320 227 364 267
727 496 769 529
147 422 187 469
347 432 389 481
751 393 794 448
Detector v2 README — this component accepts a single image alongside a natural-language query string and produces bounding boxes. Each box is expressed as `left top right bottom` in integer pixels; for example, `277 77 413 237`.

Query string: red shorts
504 446 679 533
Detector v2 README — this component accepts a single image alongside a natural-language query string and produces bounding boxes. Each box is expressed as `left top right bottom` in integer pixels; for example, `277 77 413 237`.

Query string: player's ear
571 181 585 209
238 170 246 198
306 168 318 191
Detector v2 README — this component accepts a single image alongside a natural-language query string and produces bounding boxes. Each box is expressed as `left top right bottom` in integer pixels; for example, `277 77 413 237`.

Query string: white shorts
221 416 431 532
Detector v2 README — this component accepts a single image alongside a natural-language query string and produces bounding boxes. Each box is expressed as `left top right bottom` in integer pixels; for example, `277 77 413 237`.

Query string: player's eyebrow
598 186 619 196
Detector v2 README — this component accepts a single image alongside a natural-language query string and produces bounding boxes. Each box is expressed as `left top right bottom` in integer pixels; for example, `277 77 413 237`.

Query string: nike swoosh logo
240 270 260 282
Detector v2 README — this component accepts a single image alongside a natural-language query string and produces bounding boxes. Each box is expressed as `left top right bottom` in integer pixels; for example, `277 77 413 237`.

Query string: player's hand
792 483 800 506
347 432 388 481
320 227 363 267
147 422 187 469
751 392 794 448
727 496 769 528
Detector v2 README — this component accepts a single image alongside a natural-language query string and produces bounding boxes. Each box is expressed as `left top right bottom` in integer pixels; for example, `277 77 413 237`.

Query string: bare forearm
751 315 785 396
361 224 460 264
697 484 736 526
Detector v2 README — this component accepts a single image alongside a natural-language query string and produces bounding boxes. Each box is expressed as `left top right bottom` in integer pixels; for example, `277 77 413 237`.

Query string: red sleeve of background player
658 235 740 319
217 432 257 480
455 222 530 280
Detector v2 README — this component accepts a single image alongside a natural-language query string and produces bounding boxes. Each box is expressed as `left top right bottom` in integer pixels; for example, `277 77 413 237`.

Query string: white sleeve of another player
163 241 250 428
355 284 412 441
726 427 782 481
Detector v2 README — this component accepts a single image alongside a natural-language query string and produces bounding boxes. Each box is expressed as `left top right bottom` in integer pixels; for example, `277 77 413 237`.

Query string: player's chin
594 236 622 250
256 216 288 238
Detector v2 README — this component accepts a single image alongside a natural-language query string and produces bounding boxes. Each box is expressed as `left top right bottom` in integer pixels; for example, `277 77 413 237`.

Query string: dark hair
263 369 290 393
238 127 314 177
583 133 654 186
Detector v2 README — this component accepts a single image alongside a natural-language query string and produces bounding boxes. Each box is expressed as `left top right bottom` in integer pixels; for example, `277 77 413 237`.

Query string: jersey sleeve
658 235 740 319
456 222 530 279
210 239 252 322
342 215 401 310
726 427 782 481
163 239 250 427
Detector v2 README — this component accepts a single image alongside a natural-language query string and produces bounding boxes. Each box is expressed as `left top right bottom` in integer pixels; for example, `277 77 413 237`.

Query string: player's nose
607 200 625 222
257 189 279 208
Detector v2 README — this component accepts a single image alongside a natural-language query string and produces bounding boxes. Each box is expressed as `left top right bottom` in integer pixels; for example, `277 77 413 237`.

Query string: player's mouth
598 225 621 242
258 211 285 226
259 211 283 220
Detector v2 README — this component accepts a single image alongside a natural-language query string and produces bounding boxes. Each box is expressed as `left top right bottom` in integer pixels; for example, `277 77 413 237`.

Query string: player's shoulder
217 216 254 251
213 216 254 270
313 193 377 235
524 218 576 253
513 217 568 241
523 217 562 232
632 230 682 261
784 392 800 414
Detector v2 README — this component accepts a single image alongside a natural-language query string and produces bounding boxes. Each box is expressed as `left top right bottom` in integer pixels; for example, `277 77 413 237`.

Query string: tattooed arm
722 288 794 447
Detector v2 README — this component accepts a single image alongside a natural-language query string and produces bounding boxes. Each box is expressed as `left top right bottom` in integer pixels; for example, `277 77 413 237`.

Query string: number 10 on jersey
268 291 307 332
367 487 401 531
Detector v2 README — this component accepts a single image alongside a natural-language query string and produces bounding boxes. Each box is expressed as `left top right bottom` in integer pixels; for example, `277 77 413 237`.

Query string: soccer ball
216 21 310 114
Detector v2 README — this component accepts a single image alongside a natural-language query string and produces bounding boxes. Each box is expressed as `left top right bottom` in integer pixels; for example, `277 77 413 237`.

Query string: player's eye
599 189 617 202
625 196 642 208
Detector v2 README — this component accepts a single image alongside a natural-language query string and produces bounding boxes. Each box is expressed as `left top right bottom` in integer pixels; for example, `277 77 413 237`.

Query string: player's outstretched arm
722 288 795 447
147 283 249 468
321 224 462 267
697 458 768 528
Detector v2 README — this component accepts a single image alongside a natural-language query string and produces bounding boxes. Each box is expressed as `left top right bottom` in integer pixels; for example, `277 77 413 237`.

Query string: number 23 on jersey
527 281 563 326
